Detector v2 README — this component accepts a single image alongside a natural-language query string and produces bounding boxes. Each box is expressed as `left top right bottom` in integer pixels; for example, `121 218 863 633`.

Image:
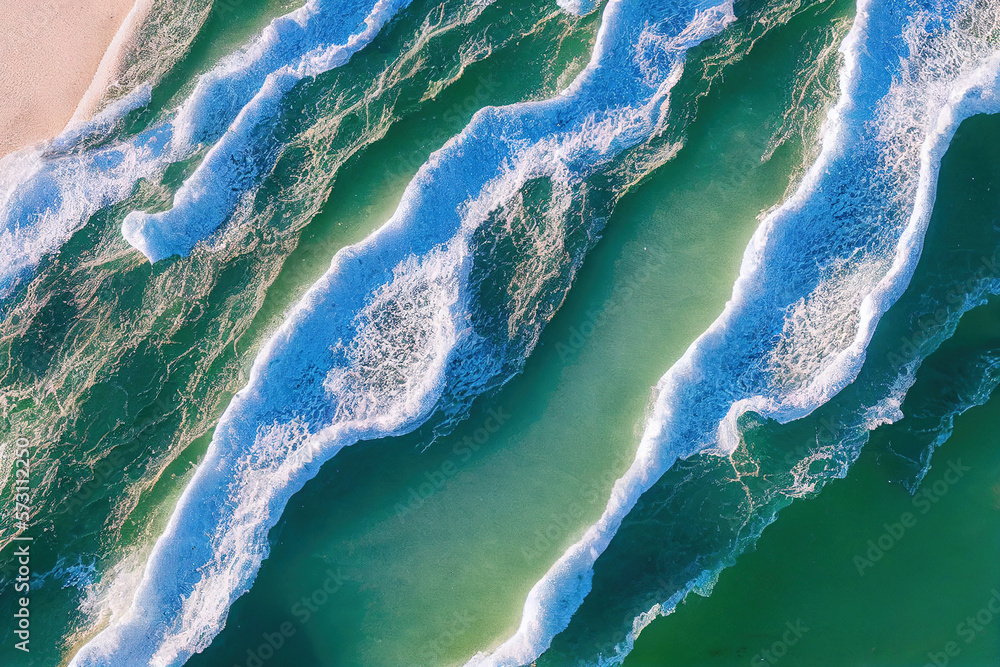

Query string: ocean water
623 108 1000 667
0 0 998 665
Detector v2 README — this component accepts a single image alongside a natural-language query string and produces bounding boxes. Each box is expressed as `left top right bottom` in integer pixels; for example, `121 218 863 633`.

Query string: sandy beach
0 0 136 157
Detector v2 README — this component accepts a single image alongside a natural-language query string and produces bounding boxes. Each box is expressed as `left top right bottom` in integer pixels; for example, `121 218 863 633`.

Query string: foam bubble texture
0 0 409 299
68 0 736 664
122 0 415 262
467 1 1000 664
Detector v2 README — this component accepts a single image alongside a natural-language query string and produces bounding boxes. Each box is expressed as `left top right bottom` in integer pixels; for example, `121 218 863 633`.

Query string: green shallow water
623 111 1000 667
185 1 852 665
2 0 606 664
624 389 1000 667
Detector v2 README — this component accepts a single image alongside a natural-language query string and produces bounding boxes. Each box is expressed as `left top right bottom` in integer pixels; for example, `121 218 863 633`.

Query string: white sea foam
69 0 160 125
557 0 603 17
122 0 412 262
0 0 408 299
0 0 216 299
0 118 171 300
70 0 214 122
464 1 1000 665
67 0 736 664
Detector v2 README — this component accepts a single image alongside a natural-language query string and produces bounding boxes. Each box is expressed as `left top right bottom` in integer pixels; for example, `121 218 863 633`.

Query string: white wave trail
67 0 736 665
465 0 1000 665
122 0 412 262
558 0 603 18
0 0 406 300
69 0 205 124
0 88 163 300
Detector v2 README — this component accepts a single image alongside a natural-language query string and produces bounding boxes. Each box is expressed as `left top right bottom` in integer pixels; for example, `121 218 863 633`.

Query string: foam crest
0 122 174 299
0 0 408 299
72 0 214 122
123 0 412 262
468 0 1000 664
322 241 469 424
50 85 155 155
558 0 603 17
69 0 735 663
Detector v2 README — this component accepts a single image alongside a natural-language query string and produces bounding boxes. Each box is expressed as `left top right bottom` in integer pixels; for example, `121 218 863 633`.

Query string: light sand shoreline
0 0 137 157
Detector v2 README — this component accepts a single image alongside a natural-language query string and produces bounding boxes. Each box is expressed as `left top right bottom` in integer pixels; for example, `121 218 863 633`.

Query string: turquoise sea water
0 0 998 665
625 110 1000 667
